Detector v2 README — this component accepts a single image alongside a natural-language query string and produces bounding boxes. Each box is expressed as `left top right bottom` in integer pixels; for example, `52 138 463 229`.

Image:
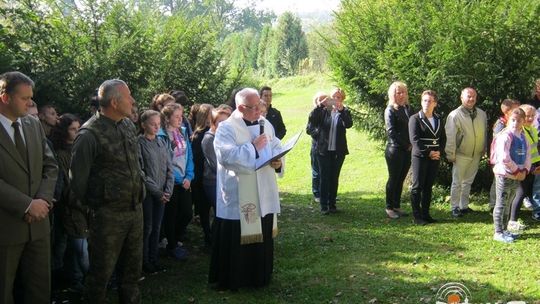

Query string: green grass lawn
137 75 540 304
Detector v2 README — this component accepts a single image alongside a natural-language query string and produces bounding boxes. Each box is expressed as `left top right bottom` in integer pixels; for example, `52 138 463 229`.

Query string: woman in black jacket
384 81 412 219
190 103 214 246
307 88 353 214
408 90 445 225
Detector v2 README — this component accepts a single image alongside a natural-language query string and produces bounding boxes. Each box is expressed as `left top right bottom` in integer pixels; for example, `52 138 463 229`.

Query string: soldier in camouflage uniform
70 79 144 304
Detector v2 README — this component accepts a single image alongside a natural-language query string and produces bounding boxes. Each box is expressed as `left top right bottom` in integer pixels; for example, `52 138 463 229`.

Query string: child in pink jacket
491 108 531 243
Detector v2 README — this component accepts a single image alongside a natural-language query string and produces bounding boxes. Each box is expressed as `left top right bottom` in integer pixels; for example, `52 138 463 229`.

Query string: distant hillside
297 10 335 31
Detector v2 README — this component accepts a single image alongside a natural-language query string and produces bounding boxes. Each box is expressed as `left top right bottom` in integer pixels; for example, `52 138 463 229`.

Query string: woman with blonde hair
201 108 232 232
158 103 194 259
138 110 173 273
384 81 412 219
191 103 215 246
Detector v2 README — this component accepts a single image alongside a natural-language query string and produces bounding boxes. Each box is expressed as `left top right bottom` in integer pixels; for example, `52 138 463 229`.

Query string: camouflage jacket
70 112 144 211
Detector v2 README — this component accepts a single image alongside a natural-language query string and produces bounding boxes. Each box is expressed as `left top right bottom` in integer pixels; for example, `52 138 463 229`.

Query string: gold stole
229 112 278 245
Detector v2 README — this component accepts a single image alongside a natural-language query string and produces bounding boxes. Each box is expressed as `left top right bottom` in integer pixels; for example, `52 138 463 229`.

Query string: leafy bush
1 1 232 114
329 0 540 188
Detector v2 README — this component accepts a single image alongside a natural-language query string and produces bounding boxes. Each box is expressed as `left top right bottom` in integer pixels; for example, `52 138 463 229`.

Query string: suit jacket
385 104 412 149
408 111 446 159
0 115 58 245
307 105 353 156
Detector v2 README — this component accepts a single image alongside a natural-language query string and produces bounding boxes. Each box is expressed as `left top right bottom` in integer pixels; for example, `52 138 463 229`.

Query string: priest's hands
253 134 268 151
270 159 282 170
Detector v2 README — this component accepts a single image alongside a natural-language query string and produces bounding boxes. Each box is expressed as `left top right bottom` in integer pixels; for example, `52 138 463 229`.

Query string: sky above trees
236 0 340 14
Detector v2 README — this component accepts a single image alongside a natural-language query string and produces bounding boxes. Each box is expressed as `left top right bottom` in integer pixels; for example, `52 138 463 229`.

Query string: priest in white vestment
208 88 283 290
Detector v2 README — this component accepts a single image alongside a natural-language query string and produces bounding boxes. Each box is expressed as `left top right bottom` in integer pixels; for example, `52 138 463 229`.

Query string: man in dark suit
0 71 58 304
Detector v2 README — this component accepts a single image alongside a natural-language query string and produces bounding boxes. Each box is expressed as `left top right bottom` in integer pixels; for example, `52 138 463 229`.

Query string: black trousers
385 145 411 210
317 151 345 211
163 184 192 250
410 156 439 219
192 180 212 242
209 214 274 290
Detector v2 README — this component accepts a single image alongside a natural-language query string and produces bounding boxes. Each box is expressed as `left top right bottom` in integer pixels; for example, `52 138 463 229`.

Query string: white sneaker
385 209 400 219
503 230 519 240
158 238 168 249
523 197 533 209
507 220 526 232
493 232 514 243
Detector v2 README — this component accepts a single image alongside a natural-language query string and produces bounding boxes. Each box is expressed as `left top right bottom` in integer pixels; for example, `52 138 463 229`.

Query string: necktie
12 121 27 165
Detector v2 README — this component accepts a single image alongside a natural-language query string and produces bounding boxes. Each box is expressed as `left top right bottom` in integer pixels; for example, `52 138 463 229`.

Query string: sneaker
451 208 462 218
168 246 189 261
329 206 338 214
143 263 158 275
523 197 533 209
314 197 321 203
507 220 526 232
394 208 409 217
493 232 514 243
460 207 474 214
532 212 540 221
386 209 400 219
321 209 330 215
158 238 168 249
503 230 519 240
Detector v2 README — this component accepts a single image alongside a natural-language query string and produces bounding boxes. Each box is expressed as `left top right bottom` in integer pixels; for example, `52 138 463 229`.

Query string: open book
256 131 302 170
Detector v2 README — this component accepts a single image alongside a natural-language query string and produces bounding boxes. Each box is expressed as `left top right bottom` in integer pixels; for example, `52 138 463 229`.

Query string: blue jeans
143 194 166 264
66 237 89 286
531 174 540 214
493 176 519 233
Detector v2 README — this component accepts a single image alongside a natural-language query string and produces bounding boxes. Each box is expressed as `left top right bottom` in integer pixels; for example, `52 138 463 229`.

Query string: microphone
259 119 265 135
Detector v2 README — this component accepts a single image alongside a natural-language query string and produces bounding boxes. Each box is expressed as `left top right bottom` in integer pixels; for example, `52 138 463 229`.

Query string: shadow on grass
132 190 538 304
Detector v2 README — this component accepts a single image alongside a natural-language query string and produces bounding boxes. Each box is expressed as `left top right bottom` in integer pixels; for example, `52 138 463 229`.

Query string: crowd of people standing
382 80 540 244
0 71 291 303
1 69 539 303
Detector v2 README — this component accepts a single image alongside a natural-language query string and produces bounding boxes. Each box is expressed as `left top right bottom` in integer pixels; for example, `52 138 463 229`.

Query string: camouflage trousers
84 205 143 304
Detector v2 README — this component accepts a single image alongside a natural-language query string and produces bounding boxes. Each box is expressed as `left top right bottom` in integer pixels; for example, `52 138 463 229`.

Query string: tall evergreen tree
256 25 272 75
271 12 308 77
